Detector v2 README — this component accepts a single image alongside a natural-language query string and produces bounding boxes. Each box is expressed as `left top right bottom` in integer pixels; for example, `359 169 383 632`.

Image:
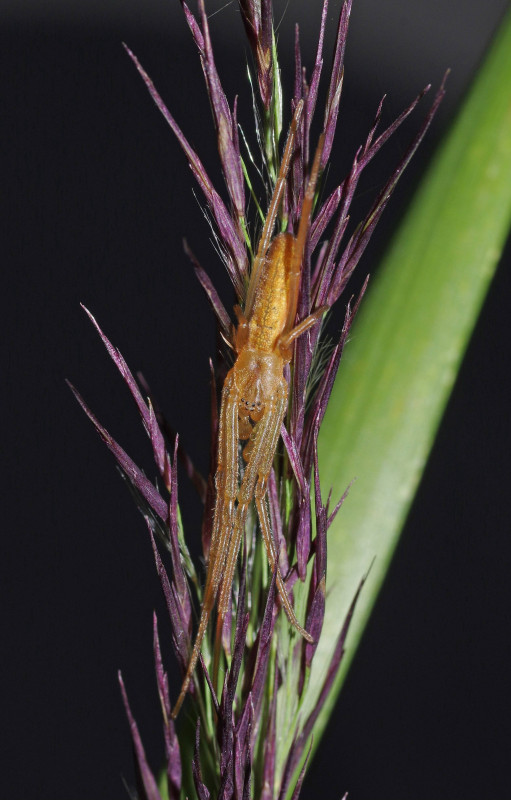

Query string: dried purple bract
71 0 445 797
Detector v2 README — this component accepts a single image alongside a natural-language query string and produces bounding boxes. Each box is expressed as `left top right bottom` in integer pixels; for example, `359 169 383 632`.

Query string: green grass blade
305 6 511 748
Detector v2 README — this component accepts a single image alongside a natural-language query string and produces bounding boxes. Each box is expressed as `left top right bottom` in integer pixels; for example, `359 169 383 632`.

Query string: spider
172 100 326 718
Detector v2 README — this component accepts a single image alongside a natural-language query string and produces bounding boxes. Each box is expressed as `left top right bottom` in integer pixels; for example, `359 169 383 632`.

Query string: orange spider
172 100 325 718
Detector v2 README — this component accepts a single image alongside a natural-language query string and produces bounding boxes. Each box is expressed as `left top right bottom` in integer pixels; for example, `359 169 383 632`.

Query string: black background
3 1 511 798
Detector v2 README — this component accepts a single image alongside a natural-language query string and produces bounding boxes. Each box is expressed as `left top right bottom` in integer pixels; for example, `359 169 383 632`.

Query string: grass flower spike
71 0 449 797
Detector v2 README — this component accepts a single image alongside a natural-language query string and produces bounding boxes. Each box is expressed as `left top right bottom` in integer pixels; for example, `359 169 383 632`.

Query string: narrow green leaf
306 6 511 748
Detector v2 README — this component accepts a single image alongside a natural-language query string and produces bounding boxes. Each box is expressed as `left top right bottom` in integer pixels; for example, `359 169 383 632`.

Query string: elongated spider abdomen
247 232 295 354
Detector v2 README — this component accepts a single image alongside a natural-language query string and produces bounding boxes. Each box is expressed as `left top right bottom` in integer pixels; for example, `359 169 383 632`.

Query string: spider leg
245 100 304 319
252 379 314 643
216 378 312 653
215 381 287 622
255 489 313 643
284 133 325 333
277 305 327 359
171 372 240 718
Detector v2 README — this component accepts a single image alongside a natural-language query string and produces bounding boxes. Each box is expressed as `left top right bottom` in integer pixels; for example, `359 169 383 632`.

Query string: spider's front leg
216 376 313 646
171 372 240 719
255 484 313 643
252 380 314 644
